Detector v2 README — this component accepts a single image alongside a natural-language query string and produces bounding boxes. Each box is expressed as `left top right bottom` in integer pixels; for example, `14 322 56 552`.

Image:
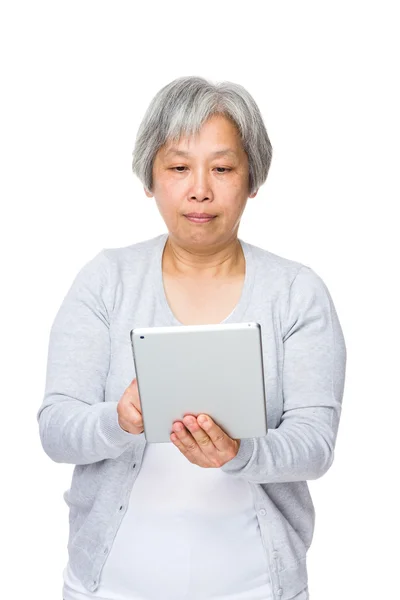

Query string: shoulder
243 240 333 318
99 234 164 278
244 239 315 286
102 234 163 264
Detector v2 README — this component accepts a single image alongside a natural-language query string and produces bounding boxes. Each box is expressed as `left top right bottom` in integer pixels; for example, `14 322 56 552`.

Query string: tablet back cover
130 322 267 443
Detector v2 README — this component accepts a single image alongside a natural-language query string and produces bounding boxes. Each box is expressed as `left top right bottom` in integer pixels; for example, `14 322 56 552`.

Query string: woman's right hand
117 378 144 435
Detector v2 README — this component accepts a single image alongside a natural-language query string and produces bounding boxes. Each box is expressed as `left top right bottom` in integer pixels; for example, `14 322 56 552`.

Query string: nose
189 168 213 202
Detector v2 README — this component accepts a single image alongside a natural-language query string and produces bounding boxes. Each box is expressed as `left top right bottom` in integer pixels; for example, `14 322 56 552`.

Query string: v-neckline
153 232 256 326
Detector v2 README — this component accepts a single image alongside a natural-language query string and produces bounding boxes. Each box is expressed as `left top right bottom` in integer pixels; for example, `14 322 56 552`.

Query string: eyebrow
164 147 238 158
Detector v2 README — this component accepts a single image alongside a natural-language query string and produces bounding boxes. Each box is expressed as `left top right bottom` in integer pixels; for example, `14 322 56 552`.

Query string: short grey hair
132 76 272 196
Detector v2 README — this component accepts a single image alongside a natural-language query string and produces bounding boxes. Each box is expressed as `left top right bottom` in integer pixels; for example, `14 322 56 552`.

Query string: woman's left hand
170 414 240 468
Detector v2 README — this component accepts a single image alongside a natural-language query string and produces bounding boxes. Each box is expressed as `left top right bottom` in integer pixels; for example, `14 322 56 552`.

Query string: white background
1 1 399 599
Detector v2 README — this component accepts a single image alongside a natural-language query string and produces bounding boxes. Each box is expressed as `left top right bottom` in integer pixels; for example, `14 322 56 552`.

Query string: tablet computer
130 322 268 443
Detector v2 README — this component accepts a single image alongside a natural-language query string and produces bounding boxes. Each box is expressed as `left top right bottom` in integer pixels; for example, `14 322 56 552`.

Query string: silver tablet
130 322 267 443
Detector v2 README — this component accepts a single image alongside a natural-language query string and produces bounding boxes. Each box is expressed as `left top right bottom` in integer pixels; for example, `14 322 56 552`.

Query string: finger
176 417 222 468
195 415 232 453
119 385 143 432
118 403 143 433
126 378 142 413
182 415 213 450
170 432 201 463
126 401 143 427
171 422 204 460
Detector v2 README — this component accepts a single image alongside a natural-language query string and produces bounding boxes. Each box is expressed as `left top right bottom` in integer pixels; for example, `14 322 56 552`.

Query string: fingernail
198 415 208 425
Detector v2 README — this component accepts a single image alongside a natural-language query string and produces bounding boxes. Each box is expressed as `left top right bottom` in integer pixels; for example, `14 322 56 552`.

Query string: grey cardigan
37 232 347 600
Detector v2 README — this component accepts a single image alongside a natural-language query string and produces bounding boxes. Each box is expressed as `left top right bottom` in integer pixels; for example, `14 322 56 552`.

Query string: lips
185 215 215 223
185 213 215 218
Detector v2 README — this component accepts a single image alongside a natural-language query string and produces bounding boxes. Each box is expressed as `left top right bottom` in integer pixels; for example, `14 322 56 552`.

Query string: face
145 114 258 247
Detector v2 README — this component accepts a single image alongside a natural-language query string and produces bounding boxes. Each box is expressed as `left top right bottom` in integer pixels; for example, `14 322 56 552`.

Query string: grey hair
131 76 272 196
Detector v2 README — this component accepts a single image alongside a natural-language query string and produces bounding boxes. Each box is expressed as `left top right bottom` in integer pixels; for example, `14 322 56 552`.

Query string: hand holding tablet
169 411 242 468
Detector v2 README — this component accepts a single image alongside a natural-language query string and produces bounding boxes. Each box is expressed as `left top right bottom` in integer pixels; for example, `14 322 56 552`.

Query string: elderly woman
37 76 346 600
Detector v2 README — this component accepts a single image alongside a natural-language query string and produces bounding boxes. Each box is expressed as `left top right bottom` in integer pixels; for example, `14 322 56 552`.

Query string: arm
220 265 347 483
36 250 139 465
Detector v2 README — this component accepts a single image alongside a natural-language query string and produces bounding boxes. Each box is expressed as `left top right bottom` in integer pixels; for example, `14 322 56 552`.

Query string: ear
144 187 154 198
249 189 258 199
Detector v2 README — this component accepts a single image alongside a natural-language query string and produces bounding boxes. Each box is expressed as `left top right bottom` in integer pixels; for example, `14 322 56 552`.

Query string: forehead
163 147 238 158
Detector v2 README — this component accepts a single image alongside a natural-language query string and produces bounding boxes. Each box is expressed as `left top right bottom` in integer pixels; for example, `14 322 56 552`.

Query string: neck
163 234 244 279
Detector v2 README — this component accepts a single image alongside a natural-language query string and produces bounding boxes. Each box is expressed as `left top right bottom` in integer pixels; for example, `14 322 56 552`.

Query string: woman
37 76 347 600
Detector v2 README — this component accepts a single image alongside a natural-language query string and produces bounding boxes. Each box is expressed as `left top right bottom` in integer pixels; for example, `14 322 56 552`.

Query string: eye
170 167 232 173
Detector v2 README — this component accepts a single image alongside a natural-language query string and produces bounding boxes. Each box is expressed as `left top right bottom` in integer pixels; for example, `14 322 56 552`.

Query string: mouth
184 215 216 223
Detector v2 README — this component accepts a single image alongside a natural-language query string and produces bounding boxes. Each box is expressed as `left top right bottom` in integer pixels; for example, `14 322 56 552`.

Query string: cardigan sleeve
36 250 139 465
220 265 347 483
